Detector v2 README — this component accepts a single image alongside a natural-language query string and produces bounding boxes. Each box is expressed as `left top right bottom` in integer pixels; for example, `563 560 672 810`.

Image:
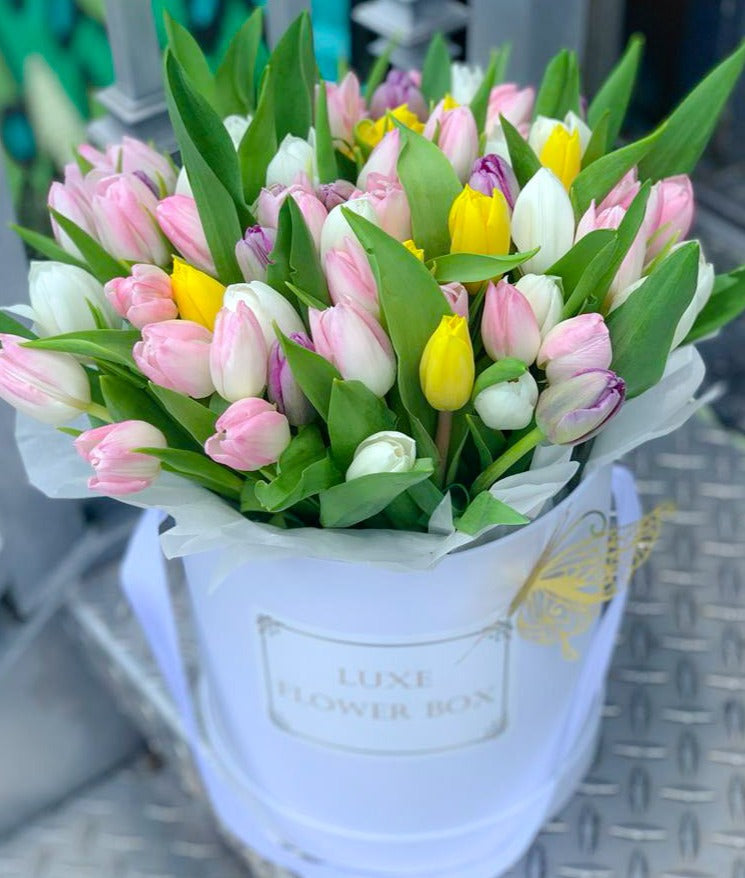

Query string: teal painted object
312 0 350 80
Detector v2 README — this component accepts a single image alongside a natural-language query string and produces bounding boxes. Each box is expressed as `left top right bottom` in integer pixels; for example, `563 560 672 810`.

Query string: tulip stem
87 402 113 423
471 426 545 494
435 411 453 487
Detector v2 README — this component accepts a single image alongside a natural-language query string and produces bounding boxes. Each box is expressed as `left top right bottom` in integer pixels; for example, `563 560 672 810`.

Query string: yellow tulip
441 94 459 111
356 104 425 151
170 257 225 330
539 125 582 190
448 185 511 256
402 239 425 261
419 315 475 411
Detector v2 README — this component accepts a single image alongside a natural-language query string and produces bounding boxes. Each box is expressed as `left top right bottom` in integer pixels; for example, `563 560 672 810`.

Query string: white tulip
511 168 575 274
474 372 539 431
483 127 513 165
223 281 305 350
515 274 564 337
672 245 715 349
345 431 417 481
265 131 318 188
320 196 380 261
450 63 484 104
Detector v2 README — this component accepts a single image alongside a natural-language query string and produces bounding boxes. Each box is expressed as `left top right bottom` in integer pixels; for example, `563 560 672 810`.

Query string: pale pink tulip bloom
156 194 215 275
133 319 214 399
74 420 167 495
481 280 542 365
205 397 291 470
537 313 612 383
209 302 268 403
105 265 178 328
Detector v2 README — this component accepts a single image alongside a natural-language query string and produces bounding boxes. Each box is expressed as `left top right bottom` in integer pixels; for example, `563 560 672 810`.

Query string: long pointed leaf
48 211 128 283
421 33 451 104
588 35 644 147
214 8 263 115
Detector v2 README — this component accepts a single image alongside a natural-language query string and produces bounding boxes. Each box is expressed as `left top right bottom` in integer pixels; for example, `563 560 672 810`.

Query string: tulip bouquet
3 11 745 544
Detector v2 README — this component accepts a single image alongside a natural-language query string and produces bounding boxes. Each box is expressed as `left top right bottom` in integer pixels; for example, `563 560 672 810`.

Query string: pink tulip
324 72 365 145
267 333 316 426
424 104 479 183
48 163 99 258
537 313 611 383
440 282 469 318
646 174 695 259
575 200 646 298
235 225 276 282
324 237 380 317
79 137 176 194
486 83 535 136
599 168 640 212
156 194 215 275
133 320 214 399
74 420 167 495
357 128 401 190
210 301 267 403
255 182 328 249
370 69 427 121
364 174 411 241
316 179 361 211
536 368 625 445
0 333 90 424
105 265 177 329
481 280 541 365
205 397 291 470
309 303 396 397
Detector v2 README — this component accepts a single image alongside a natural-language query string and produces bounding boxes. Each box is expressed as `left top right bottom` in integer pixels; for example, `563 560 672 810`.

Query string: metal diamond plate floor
1 411 744 878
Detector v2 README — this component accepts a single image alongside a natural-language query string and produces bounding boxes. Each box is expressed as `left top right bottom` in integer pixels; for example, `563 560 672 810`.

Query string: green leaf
607 242 700 398
269 12 315 141
148 383 217 445
240 478 264 512
588 34 644 148
470 49 499 133
141 447 243 500
164 51 246 284
685 266 745 344
640 42 745 180
472 358 526 399
533 49 581 119
456 491 528 535
214 8 263 115
465 413 505 470
328 379 398 470
0 310 36 339
547 229 616 299
581 109 610 168
394 121 462 259
267 197 329 306
320 459 435 528
421 32 451 104
24 329 139 369
164 10 216 103
237 66 277 204
11 224 88 271
501 115 542 187
278 330 341 421
571 127 662 217
315 80 339 182
494 43 511 82
48 210 128 284
365 42 393 101
430 250 538 283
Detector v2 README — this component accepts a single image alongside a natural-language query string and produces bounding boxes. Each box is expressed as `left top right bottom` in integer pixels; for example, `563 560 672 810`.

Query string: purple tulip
235 225 276 282
267 333 316 426
370 69 427 121
536 368 626 445
468 154 520 211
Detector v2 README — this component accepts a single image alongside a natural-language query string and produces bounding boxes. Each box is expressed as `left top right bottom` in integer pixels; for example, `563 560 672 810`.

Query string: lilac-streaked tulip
646 174 695 259
511 168 575 273
26 261 115 336
468 154 520 211
267 334 316 425
74 420 167 495
514 274 563 338
424 103 480 183
210 301 267 402
133 320 214 399
370 69 427 121
481 280 541 365
156 194 215 276
317 179 361 211
205 397 291 471
48 163 98 257
345 430 416 481
325 237 380 317
310 303 396 397
325 72 365 145
474 371 539 431
235 225 276 282
357 128 401 190
536 368 626 445
365 173 411 240
79 137 177 194
255 182 327 249
537 313 611 383
105 264 177 329
90 173 169 266
0 333 90 424
223 281 305 351
485 84 535 137
575 200 645 299
440 282 469 318
266 132 317 188
320 196 379 261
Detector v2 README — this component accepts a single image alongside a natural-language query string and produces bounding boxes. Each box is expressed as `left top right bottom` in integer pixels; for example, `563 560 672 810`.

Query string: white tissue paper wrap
16 345 710 574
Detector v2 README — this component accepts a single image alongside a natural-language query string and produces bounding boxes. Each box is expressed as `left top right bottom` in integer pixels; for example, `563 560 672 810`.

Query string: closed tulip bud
528 113 592 158
91 173 169 265
255 181 328 248
133 320 214 399
210 302 267 402
0 334 91 424
365 173 411 240
646 174 695 259
325 237 380 317
325 72 365 145
267 334 316 426
266 132 318 188
356 104 424 152
599 168 640 212
156 194 216 276
170 258 226 331
511 168 575 273
485 83 535 138
537 313 611 382
474 371 539 431
205 397 291 471
317 179 361 211
536 368 625 445
357 129 401 190
105 264 177 329
74 420 167 495
468 154 520 210
79 136 177 194
514 274 563 337
235 225 276 282
481 280 541 365
48 163 98 257
310 303 396 398
22 261 115 336
223 280 305 350
346 430 417 481
448 184 511 256
575 200 645 299
425 103 479 184
440 282 469 318
451 63 485 104
320 196 380 262
370 69 427 121
419 315 475 411
537 123 582 190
